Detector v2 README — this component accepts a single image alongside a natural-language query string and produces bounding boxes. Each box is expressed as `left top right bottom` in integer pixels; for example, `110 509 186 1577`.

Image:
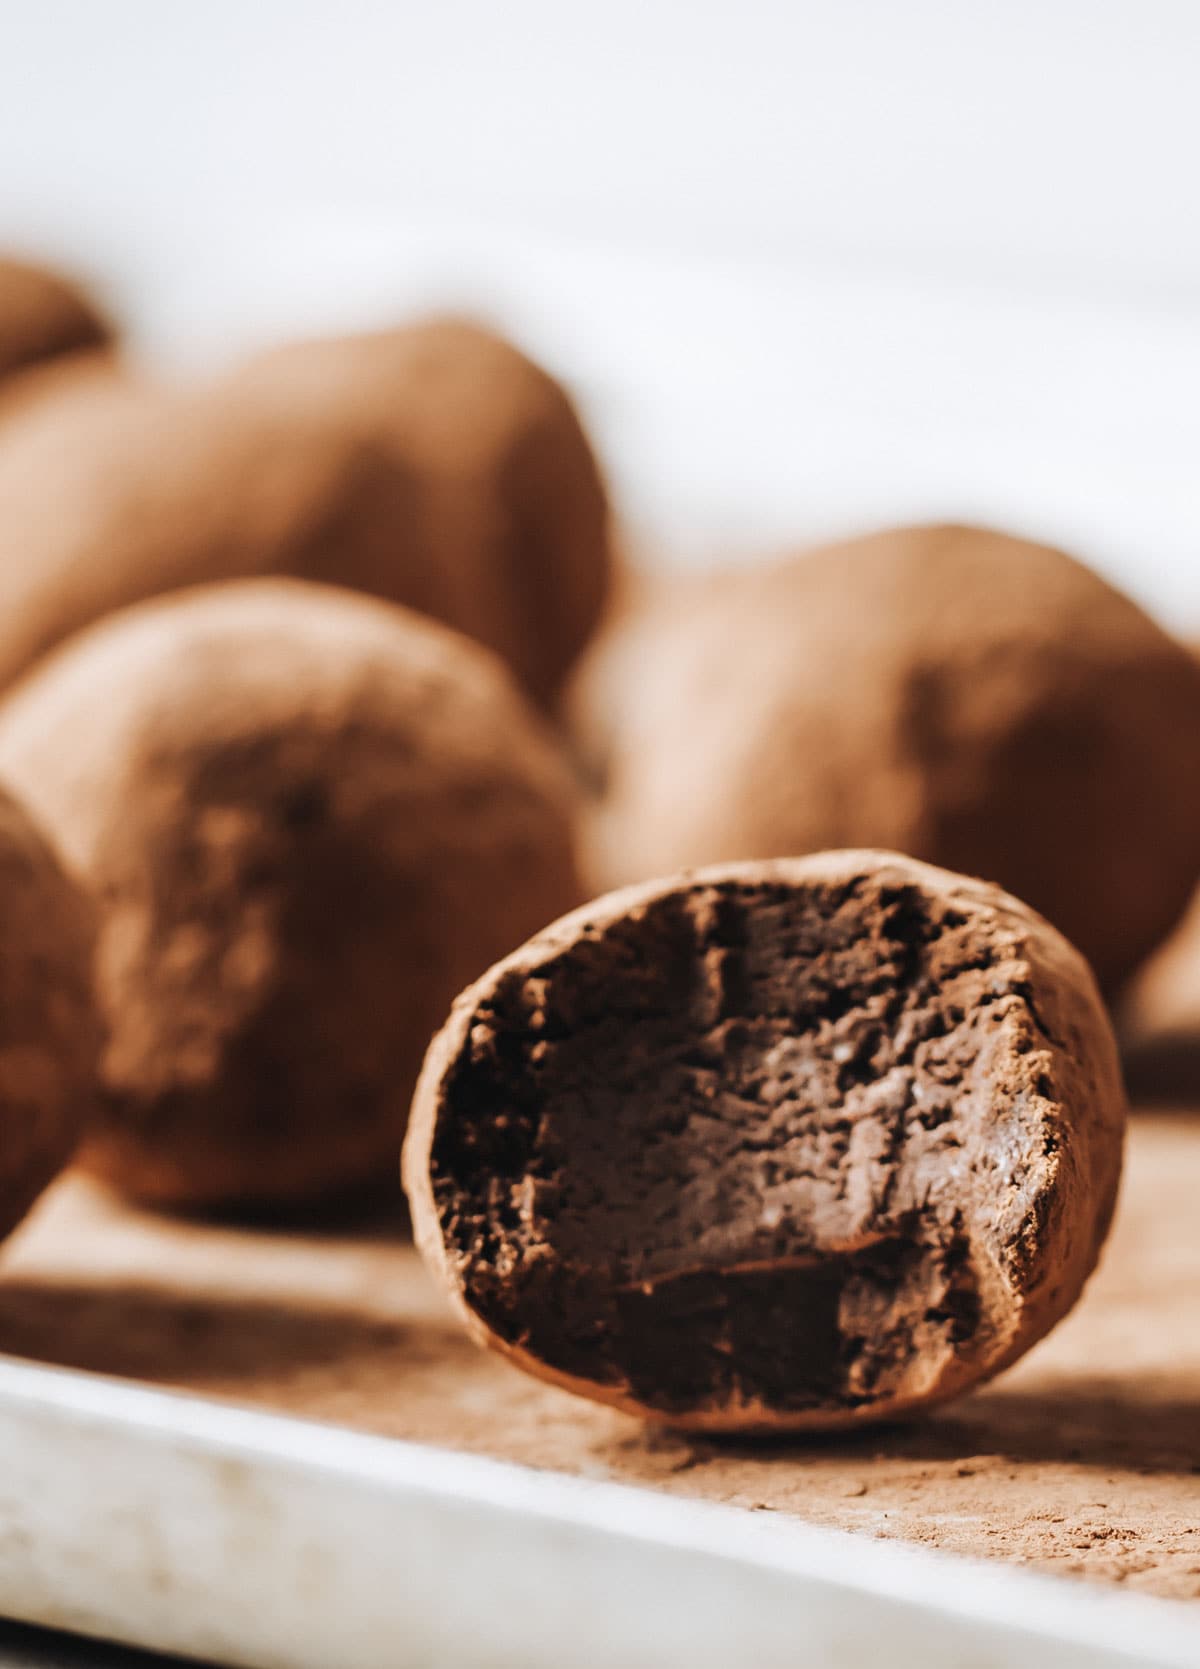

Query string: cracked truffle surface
0 788 100 1242
0 580 583 1209
405 852 1125 1431
577 525 1200 991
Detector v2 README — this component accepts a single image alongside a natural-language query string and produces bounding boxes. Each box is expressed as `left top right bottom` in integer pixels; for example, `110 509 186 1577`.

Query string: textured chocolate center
430 876 1054 1417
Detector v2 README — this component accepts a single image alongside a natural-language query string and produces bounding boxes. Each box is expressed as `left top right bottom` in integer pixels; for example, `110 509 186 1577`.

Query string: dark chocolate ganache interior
429 874 1058 1418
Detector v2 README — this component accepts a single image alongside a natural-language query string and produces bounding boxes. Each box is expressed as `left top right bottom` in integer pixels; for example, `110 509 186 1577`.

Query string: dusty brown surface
1 1113 1197 1599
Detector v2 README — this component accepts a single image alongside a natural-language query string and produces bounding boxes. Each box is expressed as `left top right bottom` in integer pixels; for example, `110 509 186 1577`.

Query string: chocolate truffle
405 852 1125 1431
0 257 111 388
0 321 611 706
237 317 613 703
0 372 436 693
577 525 1200 991
0 580 583 1209
0 788 100 1242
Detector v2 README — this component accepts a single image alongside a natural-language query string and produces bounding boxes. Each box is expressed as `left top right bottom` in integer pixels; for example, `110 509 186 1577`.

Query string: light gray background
1 2 1197 612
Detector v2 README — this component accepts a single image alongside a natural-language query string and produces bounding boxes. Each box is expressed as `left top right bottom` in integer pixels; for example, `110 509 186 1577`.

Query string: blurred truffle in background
0 580 583 1211
0 256 114 406
0 315 612 705
573 523 1200 991
0 787 100 1243
236 317 613 706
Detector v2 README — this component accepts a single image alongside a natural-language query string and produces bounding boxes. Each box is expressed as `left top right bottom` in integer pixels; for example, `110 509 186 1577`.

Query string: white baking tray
0 1355 1196 1669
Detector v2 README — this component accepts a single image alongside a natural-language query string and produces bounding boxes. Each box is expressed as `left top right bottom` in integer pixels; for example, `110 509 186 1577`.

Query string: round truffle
237 317 613 703
0 580 583 1209
0 321 611 706
0 788 100 1242
0 256 112 388
405 851 1126 1432
578 525 1200 991
0 372 438 693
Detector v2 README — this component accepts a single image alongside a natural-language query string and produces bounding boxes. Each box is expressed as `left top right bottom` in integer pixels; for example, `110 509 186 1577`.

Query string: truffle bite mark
406 854 1124 1431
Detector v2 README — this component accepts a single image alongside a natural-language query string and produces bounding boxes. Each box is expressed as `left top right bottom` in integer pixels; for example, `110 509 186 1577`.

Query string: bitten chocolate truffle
405 852 1125 1432
0 788 100 1242
237 317 612 704
0 256 111 388
576 525 1200 991
0 580 582 1210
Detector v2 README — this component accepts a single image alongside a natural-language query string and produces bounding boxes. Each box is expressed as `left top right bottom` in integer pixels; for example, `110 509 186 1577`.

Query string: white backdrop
2 0 1198 623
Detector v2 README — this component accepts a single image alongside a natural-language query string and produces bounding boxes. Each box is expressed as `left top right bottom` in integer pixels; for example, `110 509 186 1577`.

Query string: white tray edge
0 1354 1195 1669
